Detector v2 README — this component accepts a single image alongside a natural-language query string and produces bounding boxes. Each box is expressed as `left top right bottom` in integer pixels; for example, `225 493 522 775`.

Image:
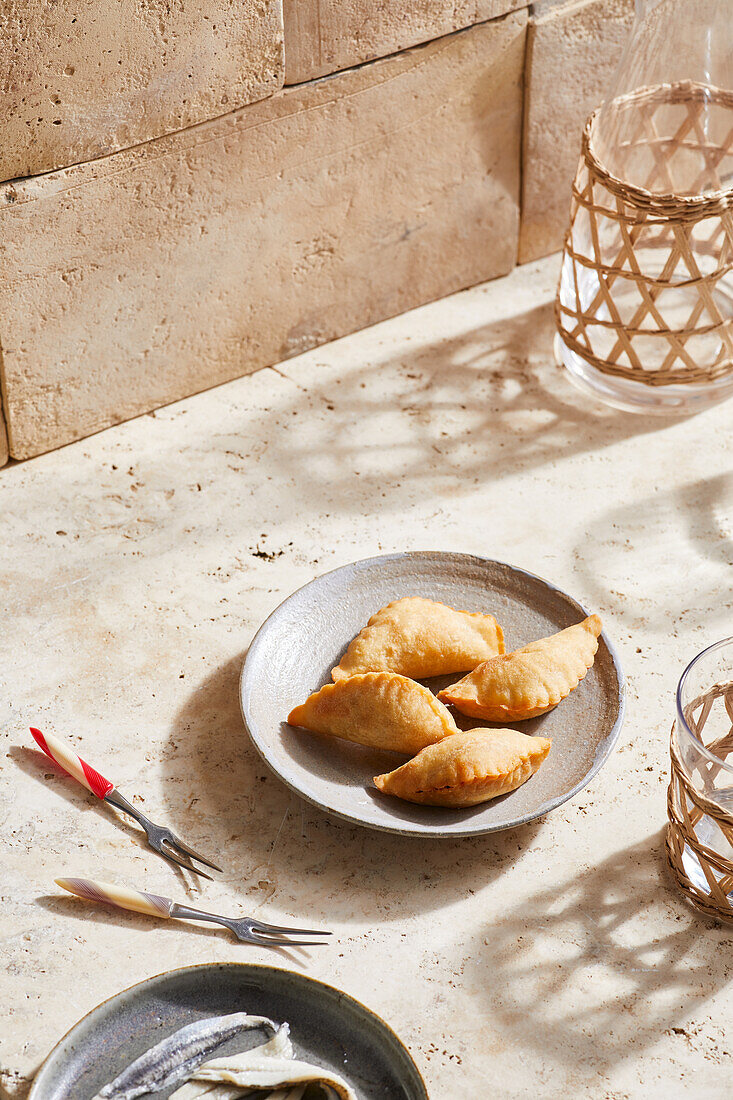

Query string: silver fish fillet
168 1028 295 1100
94 1012 280 1099
170 1050 357 1099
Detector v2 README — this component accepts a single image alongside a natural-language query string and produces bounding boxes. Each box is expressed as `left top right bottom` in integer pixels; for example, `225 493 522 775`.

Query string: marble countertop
2 255 732 1099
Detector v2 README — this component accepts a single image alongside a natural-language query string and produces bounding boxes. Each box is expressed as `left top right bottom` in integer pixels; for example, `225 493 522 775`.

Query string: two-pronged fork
56 878 331 947
30 727 221 879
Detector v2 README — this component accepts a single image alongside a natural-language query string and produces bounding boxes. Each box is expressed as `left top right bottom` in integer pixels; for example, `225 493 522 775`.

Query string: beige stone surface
0 14 526 462
2 255 733 1098
518 0 634 264
0 0 284 182
283 0 529 83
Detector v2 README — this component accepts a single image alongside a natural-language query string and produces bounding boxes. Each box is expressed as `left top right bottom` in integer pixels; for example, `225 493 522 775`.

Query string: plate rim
29 961 429 1100
240 551 627 838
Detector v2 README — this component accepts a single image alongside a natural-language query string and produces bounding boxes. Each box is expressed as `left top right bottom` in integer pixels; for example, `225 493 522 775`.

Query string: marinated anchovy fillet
170 1047 358 1099
94 1013 282 1099
170 1029 296 1099
172 1085 305 1099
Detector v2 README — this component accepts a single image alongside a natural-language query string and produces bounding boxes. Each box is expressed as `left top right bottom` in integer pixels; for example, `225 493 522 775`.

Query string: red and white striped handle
30 727 114 799
55 877 173 918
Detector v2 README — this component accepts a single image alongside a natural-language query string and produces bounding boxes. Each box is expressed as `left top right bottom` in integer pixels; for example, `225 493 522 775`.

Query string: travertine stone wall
519 0 634 263
0 14 527 461
0 0 284 182
0 0 636 468
0 395 8 467
282 0 529 83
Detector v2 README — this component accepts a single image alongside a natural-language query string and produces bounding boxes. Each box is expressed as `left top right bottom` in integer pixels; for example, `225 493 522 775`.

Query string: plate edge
239 552 627 837
29 961 428 1100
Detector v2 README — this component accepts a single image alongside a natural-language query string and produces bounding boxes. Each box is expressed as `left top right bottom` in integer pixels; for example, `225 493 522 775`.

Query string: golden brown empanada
373 727 551 807
438 614 602 721
331 597 504 681
287 672 458 753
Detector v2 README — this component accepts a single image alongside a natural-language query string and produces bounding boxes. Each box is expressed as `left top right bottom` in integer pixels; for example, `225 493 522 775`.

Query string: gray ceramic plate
240 552 625 838
30 963 427 1100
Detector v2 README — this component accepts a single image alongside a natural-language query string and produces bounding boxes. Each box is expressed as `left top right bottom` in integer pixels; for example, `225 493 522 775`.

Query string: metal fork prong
166 903 333 948
250 921 333 937
103 790 220 876
158 841 214 881
165 834 223 873
246 931 330 948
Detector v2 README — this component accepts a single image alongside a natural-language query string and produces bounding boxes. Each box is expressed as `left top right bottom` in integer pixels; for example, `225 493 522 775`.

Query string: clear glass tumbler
555 0 733 414
667 638 733 920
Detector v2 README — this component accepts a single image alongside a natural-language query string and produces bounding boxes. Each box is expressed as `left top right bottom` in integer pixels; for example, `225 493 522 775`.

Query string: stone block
519 0 634 263
283 0 529 83
0 13 526 460
0 0 284 182
0 396 7 467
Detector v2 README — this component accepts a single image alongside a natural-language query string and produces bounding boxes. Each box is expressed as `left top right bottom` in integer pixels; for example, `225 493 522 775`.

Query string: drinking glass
555 0 733 414
667 638 733 920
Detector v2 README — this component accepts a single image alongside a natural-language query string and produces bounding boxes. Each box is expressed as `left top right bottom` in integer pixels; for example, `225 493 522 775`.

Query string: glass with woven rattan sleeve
555 0 733 414
667 639 733 922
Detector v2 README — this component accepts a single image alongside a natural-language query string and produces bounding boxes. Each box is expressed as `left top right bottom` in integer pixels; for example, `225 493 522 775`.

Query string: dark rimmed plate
240 552 625 837
29 963 427 1100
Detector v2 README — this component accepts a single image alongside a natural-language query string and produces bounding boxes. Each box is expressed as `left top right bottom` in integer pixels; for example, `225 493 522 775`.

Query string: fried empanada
287 672 458 753
331 597 504 681
438 614 602 721
374 727 551 806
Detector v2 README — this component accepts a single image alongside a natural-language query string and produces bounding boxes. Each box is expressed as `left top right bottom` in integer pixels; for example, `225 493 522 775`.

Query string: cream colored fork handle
55 877 173 918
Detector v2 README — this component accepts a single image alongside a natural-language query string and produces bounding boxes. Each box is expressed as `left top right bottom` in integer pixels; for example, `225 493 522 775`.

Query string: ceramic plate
30 963 427 1100
240 552 625 837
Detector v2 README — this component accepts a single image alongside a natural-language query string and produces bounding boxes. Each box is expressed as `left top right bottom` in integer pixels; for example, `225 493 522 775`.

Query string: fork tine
247 931 331 948
250 921 333 937
158 841 214 881
103 789 220 876
165 834 223 873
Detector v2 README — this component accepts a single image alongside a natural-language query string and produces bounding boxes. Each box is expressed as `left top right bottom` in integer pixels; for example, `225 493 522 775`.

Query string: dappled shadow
466 830 733 1078
574 471 733 632
256 300 680 516
158 654 546 926
0 291 681 613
